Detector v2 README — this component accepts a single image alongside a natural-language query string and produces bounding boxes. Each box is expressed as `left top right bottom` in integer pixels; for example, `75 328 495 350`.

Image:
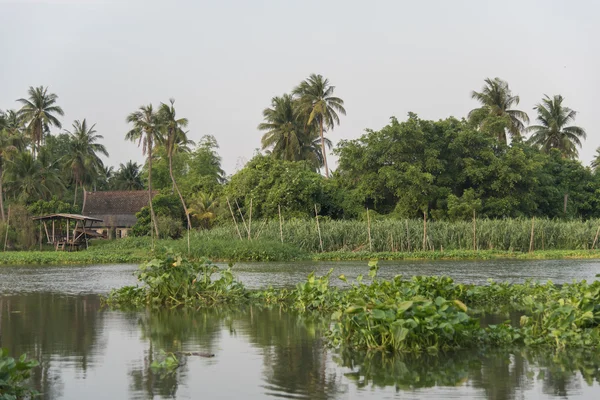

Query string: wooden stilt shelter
32 214 103 251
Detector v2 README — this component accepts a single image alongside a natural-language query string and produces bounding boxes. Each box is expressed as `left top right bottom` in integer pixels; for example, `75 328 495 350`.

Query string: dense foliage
0 348 38 400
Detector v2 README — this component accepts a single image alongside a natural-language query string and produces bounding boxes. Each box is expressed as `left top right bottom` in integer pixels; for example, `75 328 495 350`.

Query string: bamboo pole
422 211 427 251
529 217 535 253
248 198 253 240
314 204 324 252
406 219 411 252
278 204 283 243
39 222 42 251
226 197 243 240
472 210 477 251
592 226 600 250
3 206 10 252
235 199 250 238
366 208 372 252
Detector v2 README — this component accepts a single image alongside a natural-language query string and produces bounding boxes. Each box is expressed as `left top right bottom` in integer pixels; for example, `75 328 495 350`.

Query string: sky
0 0 598 175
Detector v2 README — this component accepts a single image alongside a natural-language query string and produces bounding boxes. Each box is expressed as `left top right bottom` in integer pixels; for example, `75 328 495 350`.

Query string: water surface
1 259 600 399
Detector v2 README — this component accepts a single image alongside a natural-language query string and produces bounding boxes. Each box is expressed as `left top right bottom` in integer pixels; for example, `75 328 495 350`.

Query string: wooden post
472 210 477 251
226 197 243 240
43 222 50 244
529 217 535 253
248 198 252 240
3 206 10 252
366 208 372 252
52 220 55 244
314 204 324 252
422 210 427 251
564 193 568 216
278 204 283 243
592 226 600 250
39 222 42 251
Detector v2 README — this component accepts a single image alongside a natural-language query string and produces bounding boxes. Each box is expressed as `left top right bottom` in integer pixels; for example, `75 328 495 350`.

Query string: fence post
314 204 324 252
367 208 372 252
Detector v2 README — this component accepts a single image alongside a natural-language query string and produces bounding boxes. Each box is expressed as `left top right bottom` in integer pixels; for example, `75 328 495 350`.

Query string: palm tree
259 94 330 170
527 95 587 159
293 74 346 178
4 152 64 203
189 192 220 229
16 86 64 157
592 148 600 173
0 129 21 220
113 161 143 190
62 119 109 205
469 78 529 144
126 105 161 237
157 99 193 250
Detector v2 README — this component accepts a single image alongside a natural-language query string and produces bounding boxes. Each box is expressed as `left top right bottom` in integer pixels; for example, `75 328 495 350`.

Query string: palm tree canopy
126 104 162 155
469 77 529 143
16 86 64 152
292 74 346 130
62 119 109 186
591 147 600 173
113 160 144 190
157 99 193 155
526 94 586 159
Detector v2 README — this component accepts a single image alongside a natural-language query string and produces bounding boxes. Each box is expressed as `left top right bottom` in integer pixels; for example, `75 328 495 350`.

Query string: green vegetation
0 76 598 253
0 348 38 400
106 254 600 355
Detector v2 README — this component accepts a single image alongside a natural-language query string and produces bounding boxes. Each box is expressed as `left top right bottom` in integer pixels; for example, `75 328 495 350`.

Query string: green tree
157 99 193 238
0 128 21 220
126 104 162 237
183 135 226 194
259 94 327 169
62 119 109 206
591 148 600 174
293 74 346 178
527 95 586 159
113 161 144 190
4 151 64 203
469 78 529 144
188 192 220 229
16 86 64 157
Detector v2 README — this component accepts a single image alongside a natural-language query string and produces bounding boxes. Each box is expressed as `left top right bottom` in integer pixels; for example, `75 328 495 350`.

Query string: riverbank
2 243 600 265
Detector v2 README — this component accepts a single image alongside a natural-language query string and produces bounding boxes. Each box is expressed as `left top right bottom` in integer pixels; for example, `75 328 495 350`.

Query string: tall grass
191 218 600 253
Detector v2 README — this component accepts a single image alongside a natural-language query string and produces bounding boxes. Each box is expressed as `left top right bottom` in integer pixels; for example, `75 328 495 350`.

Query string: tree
126 104 162 237
113 161 143 190
157 99 193 241
259 94 328 169
188 192 220 229
527 95 586 159
293 74 346 178
62 119 109 205
591 148 600 174
0 128 21 220
4 151 64 203
469 78 529 144
16 86 64 157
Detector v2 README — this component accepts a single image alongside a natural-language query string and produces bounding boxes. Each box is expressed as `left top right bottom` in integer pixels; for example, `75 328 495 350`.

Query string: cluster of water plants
105 254 600 356
0 348 38 400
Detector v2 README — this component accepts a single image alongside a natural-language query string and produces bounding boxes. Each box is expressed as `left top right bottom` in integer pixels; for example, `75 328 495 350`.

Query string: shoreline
1 249 600 265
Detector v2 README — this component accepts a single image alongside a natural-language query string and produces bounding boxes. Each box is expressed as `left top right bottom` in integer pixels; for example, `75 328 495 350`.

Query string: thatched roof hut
82 190 157 229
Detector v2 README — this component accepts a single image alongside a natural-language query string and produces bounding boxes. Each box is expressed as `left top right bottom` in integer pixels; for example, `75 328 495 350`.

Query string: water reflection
1 294 600 399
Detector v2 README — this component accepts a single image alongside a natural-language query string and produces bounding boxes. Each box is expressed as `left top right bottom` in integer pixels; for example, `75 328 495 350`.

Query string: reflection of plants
0 348 39 399
150 350 180 377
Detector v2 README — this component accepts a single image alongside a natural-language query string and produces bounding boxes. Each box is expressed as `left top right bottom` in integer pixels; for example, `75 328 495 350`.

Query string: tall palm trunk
147 142 159 237
168 146 192 253
320 118 329 178
73 180 78 207
0 165 5 222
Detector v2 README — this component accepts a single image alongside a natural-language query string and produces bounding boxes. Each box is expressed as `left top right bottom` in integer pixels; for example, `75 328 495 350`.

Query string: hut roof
82 190 157 228
32 213 103 223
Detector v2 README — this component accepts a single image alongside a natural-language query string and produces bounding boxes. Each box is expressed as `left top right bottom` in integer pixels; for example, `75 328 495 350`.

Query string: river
1 259 600 399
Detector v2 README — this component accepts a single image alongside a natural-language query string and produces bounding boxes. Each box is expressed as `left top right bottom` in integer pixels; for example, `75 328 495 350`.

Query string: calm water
1 259 600 399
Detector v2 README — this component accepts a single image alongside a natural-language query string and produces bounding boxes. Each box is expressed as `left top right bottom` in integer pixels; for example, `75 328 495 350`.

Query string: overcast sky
1 0 597 175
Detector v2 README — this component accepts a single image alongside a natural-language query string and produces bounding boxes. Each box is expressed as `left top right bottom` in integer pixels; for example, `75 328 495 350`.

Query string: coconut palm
527 95 586 159
188 192 220 229
293 74 346 178
0 129 21 220
16 86 64 157
126 104 162 237
62 119 109 205
113 161 143 190
157 99 193 244
259 94 330 170
4 151 64 203
591 148 600 173
469 78 529 144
